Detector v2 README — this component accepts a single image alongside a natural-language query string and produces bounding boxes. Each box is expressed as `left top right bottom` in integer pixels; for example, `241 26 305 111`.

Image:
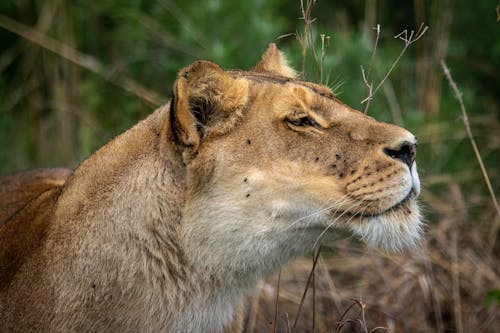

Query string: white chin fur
348 200 423 252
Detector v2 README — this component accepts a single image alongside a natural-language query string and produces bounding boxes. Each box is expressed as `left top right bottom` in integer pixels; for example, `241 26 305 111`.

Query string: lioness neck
52 105 265 331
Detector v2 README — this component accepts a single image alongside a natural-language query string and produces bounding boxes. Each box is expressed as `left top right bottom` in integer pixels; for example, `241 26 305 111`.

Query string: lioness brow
229 71 342 103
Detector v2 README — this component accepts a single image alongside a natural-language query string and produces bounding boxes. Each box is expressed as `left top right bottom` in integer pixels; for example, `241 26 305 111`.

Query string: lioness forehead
228 70 339 102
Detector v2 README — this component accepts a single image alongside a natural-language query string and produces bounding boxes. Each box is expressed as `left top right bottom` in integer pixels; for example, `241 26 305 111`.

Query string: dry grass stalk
362 23 428 113
0 14 163 107
273 269 281 333
319 34 331 85
440 60 500 248
292 247 321 331
248 226 499 332
361 24 380 113
451 231 464 333
295 0 317 80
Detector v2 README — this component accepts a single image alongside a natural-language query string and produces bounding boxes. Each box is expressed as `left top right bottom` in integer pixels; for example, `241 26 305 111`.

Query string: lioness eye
288 116 319 127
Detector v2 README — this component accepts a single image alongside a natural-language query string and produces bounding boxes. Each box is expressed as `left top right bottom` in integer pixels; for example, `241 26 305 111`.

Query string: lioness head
171 44 421 273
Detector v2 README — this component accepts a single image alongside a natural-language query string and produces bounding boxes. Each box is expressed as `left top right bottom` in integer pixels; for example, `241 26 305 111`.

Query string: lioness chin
0 44 421 332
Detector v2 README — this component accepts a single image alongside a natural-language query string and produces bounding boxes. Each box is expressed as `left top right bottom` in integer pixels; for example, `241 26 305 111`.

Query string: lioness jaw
0 44 421 332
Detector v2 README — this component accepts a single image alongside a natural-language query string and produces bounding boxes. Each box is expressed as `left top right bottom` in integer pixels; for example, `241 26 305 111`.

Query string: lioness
0 44 421 332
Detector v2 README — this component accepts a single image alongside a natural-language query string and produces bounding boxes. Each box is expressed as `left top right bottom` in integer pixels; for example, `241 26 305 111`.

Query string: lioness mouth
381 189 415 214
346 188 416 218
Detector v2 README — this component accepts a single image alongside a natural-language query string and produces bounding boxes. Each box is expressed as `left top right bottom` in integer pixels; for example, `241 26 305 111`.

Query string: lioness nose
383 140 417 168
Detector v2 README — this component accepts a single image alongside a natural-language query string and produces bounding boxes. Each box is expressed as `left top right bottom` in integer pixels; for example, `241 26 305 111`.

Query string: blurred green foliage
0 0 498 211
485 289 500 308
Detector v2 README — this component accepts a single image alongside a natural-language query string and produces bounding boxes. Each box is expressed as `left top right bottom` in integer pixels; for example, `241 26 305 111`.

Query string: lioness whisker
312 200 365 248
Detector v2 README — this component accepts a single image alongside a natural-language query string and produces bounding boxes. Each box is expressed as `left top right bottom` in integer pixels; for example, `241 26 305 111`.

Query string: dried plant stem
273 269 281 333
363 23 428 113
292 246 322 331
361 66 373 113
361 24 380 113
312 252 316 333
0 14 163 107
318 255 343 313
422 250 445 332
319 34 331 84
285 313 292 333
334 299 367 333
297 0 317 80
334 301 359 332
451 231 464 333
367 24 380 79
375 23 428 93
440 60 500 248
360 300 368 333
245 292 261 333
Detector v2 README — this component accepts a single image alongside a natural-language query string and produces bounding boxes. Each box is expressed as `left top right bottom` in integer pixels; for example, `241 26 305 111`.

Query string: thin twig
359 299 369 333
451 230 464 333
363 23 428 113
334 300 364 333
440 60 500 248
360 65 373 112
273 269 281 333
0 14 164 107
292 246 322 331
319 34 330 84
312 249 317 333
367 24 380 80
296 0 323 81
362 24 380 113
284 312 291 333
334 301 359 333
245 283 262 333
374 23 427 95
422 249 445 332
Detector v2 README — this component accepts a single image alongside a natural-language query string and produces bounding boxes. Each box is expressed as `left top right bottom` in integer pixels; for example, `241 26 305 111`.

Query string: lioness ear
252 43 297 79
171 60 249 149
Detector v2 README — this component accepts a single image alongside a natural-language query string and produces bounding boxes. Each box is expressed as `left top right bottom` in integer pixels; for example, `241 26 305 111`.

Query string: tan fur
0 168 71 225
0 44 422 332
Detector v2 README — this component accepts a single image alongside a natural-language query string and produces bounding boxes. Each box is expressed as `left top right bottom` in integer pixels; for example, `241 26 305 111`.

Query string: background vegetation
0 0 498 332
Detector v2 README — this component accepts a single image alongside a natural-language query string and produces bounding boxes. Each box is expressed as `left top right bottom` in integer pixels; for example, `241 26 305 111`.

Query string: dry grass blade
292 247 322 331
334 299 369 333
363 23 428 113
319 34 331 85
0 14 164 107
451 231 464 333
440 60 500 248
296 0 323 81
367 24 380 80
273 269 281 333
334 301 359 333
361 24 380 113
375 23 427 94
312 253 316 333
